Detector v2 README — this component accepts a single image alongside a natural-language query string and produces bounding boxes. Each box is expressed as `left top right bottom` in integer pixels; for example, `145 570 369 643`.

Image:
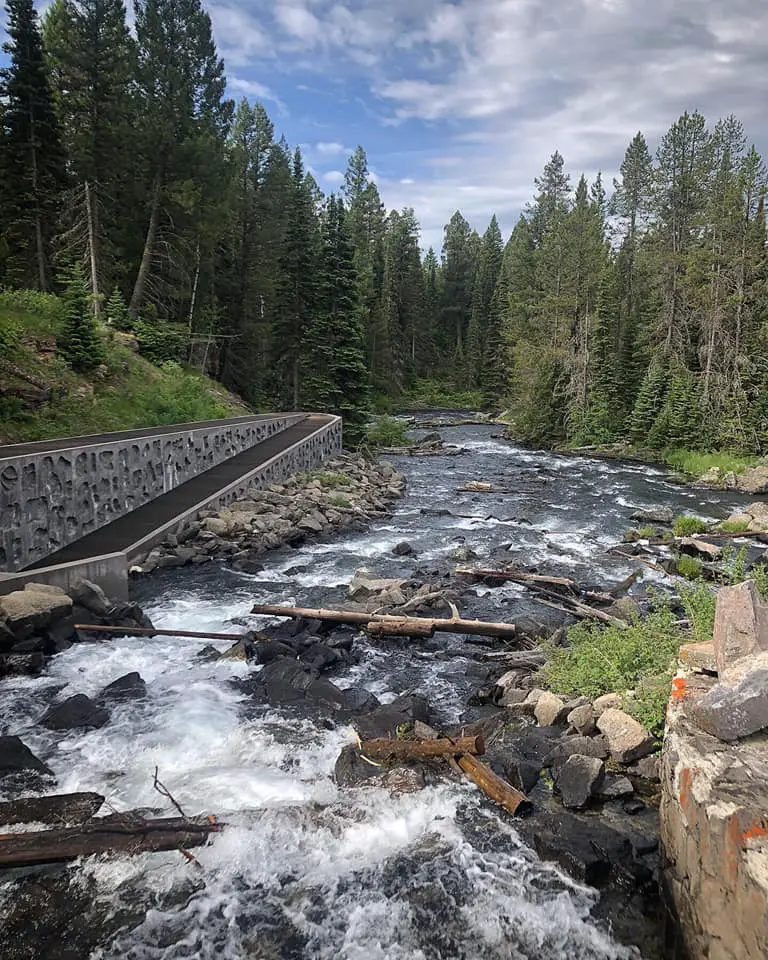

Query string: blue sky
6 1 768 251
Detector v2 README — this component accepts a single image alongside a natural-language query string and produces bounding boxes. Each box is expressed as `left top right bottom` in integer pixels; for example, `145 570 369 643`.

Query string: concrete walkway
25 415 326 569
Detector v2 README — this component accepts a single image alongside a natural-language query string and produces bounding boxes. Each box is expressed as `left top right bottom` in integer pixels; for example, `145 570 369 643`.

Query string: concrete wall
0 414 303 572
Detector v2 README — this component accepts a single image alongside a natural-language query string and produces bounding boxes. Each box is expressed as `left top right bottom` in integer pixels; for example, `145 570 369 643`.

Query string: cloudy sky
5 1 768 250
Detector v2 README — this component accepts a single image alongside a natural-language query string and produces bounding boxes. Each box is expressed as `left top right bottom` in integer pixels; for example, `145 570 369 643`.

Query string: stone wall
0 415 302 572
660 582 768 960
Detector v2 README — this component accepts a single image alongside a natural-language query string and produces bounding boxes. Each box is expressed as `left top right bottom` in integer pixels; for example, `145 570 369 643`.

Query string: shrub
0 312 23 351
626 673 674 738
330 493 351 509
0 289 62 321
665 449 757 478
637 525 658 540
673 514 709 537
105 287 131 331
679 583 717 643
133 320 187 364
676 554 704 581
139 363 229 425
719 517 751 533
403 379 486 411
365 415 411 448
316 472 351 488
542 605 683 702
57 263 106 372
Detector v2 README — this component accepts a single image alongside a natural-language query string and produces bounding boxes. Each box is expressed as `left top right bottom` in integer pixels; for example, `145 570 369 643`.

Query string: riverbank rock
556 755 605 809
0 586 72 643
0 735 53 780
353 694 431 740
631 507 674 525
712 580 768 675
99 672 147 701
597 709 656 763
534 691 569 727
688 651 768 741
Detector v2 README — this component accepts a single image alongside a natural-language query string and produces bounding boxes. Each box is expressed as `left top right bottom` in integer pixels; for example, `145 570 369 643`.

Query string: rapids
0 423 750 959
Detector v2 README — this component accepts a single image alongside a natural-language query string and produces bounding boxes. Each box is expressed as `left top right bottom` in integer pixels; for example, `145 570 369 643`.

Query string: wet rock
451 546 478 562
195 644 223 661
503 753 543 794
593 692 623 715
69 579 112 617
339 686 381 713
45 615 77 653
392 541 415 556
556 755 605 809
251 641 298 664
420 432 442 444
567 702 597 735
0 587 72 642
534 691 569 727
688 658 768 741
623 798 646 815
105 602 154 632
597 709 656 763
40 694 110 731
0 791 104 826
545 735 609 774
382 766 426 793
596 774 634 799
0 619 16 653
631 507 674 525
100 672 147 701
0 735 53 779
299 643 343 671
354 694 431 740
252 658 363 714
712 580 768 676
348 569 406 602
334 743 386 787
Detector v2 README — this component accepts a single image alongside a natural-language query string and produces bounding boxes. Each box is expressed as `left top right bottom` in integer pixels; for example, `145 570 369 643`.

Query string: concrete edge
0 552 129 600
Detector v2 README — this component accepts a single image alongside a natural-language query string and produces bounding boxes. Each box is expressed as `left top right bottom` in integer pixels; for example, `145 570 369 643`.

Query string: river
0 423 750 959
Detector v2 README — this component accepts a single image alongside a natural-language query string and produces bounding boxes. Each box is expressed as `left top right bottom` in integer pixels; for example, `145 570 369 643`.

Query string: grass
676 554 705 581
719 517 751 533
637 525 658 540
673 514 710 537
329 493 352 509
664 449 759 479
299 471 351 488
0 295 249 443
365 415 411 448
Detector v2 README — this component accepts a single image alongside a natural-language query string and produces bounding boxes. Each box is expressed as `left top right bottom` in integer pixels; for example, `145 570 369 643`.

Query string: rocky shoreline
130 453 407 576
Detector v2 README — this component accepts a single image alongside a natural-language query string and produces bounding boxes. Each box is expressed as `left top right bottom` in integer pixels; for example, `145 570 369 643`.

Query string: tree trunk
359 736 485 760
85 180 102 321
129 174 162 317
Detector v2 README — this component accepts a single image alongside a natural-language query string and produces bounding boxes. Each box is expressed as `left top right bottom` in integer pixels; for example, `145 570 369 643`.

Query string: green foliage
637 526 658 540
673 515 709 537
676 554 704 581
105 287 131 330
300 471 350 488
402 379 486 411
664 449 758 478
139 362 230 424
626 673 674 738
365 415 411 448
679 583 717 643
57 262 106 372
133 320 187 364
0 289 62 322
719 517 751 533
0 312 23 351
543 605 683 701
330 493 352 509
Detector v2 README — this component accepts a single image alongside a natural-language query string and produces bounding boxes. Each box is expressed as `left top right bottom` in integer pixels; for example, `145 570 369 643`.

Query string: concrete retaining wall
0 414 302 572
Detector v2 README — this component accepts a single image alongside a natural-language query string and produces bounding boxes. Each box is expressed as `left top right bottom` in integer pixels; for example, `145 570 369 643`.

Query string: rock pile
131 454 407 575
0 580 153 675
695 460 768 495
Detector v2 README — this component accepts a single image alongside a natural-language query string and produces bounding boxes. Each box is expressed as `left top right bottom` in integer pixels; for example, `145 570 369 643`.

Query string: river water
0 424 751 959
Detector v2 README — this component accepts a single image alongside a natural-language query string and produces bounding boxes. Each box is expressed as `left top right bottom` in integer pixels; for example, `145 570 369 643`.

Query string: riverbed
0 423 751 959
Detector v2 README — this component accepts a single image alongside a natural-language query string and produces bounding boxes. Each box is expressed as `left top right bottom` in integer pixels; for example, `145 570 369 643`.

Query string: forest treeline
1 0 767 451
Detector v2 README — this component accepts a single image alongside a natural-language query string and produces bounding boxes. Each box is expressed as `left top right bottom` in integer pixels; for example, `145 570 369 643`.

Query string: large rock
712 580 768 676
252 659 370 715
353 694 430 740
593 692 622 715
0 587 72 642
0 791 104 826
597 709 656 763
99 672 147 701
534 691 569 727
348 570 407 602
545 735 609 775
688 654 768 741
69 579 111 617
631 506 674 525
736 465 768 495
555 755 605 809
567 702 597 735
745 501 768 532
40 694 110 731
0 735 53 779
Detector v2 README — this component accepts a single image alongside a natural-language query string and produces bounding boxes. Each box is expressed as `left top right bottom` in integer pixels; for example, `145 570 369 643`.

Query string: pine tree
439 210 476 376
467 215 503 390
1 0 66 290
584 265 622 442
58 261 106 370
302 196 368 440
630 360 668 443
105 285 130 329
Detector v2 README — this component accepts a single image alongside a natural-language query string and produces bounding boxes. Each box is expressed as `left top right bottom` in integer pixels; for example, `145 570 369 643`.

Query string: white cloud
323 170 345 185
316 141 348 156
228 76 287 114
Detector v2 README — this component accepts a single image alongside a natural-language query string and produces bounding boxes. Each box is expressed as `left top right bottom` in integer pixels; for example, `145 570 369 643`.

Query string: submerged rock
0 735 53 780
353 694 431 740
99 672 147 701
40 694 110 731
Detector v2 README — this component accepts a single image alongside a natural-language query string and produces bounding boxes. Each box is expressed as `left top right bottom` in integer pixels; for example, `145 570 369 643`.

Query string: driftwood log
456 567 576 589
0 814 223 869
251 604 517 641
75 625 256 642
455 754 531 816
359 736 485 760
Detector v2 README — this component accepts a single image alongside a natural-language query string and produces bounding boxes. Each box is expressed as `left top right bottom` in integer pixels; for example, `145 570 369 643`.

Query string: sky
6 0 768 251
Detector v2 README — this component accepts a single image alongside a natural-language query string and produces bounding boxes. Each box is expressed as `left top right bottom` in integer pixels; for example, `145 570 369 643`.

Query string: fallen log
359 736 484 760
528 594 627 628
251 604 517 640
456 567 576 590
0 814 223 869
610 548 674 578
367 621 435 638
456 753 531 816
75 625 255 642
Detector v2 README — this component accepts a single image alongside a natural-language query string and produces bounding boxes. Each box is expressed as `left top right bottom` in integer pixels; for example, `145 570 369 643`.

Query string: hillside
0 292 251 445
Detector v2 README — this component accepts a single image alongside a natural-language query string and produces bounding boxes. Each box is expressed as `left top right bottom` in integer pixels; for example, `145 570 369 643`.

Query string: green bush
133 320 188 364
673 514 710 537
139 363 230 424
676 554 704 581
542 605 683 702
719 517 751 533
625 673 674 738
403 378 486 411
0 289 62 323
365 415 411 448
330 493 352 509
679 583 717 643
0 312 23 352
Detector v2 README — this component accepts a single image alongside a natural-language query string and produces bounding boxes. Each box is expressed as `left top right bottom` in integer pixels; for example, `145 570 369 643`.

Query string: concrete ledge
0 553 129 601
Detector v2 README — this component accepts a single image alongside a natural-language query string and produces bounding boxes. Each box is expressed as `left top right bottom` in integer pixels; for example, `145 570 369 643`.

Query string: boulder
679 538 722 561
631 507 674 525
348 570 407 602
746 501 768 532
69 579 111 617
626 756 660 782
0 735 53 779
334 743 388 787
252 659 360 714
299 643 343 672
545 735 609 775
593 693 622 715
99 672 147 701
40 694 110 731
688 654 768 741
712 580 768 677
0 588 72 642
534 691 569 727
451 546 479 563
567 702 597 736
736 465 768 495
251 641 298 665
202 517 229 537
298 514 323 534
555 755 605 809
392 541 415 557
597 709 656 763
354 694 430 740
0 791 104 826
606 598 641 623
679 641 718 674
595 774 634 799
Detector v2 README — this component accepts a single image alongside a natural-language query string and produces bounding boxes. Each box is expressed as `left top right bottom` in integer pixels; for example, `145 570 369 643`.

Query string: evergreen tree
630 360 668 443
302 196 368 440
467 215 503 390
105 285 130 328
438 210 476 375
58 261 106 370
1 0 66 290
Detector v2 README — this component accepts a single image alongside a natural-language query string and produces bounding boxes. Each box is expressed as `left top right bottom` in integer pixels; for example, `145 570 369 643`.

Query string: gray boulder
596 709 656 763
0 735 53 779
556 755 605 809
40 694 110 731
99 672 147 701
0 587 72 642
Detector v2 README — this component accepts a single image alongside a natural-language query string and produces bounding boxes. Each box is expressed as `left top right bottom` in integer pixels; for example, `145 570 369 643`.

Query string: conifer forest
2 0 768 453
